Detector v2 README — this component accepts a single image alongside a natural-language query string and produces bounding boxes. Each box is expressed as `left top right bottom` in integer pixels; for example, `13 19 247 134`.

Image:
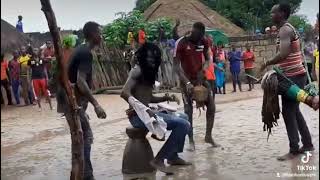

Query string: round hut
143 0 245 37
1 19 30 53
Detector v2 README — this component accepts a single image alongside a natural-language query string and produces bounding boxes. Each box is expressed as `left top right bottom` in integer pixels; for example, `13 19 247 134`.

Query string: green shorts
245 69 255 76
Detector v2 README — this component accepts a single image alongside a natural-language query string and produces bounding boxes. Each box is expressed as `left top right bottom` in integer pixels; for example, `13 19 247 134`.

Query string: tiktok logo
301 151 312 164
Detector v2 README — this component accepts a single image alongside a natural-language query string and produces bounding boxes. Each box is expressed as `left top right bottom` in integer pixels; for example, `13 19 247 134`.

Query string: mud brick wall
224 34 277 82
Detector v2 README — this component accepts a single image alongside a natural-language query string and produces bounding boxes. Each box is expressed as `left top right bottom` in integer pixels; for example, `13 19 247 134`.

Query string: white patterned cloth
128 96 167 138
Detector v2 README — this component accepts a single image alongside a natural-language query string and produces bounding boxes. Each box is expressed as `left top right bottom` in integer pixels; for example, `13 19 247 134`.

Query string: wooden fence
91 43 130 92
91 43 178 93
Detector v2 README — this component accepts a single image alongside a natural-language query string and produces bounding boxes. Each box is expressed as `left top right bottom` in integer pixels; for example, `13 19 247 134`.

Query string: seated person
121 43 191 175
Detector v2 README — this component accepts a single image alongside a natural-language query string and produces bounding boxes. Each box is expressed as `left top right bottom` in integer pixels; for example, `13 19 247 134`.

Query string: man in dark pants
242 43 256 91
174 22 218 151
260 3 314 161
58 21 107 180
228 45 242 92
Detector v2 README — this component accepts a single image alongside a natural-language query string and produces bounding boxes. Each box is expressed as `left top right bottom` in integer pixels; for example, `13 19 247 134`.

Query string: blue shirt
16 21 23 33
228 51 241 72
167 39 176 49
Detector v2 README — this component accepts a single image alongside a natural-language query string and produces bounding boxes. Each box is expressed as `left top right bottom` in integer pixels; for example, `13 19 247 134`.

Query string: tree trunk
39 0 84 179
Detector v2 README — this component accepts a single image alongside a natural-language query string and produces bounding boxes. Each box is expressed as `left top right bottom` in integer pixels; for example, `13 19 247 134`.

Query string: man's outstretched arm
150 93 179 104
121 67 139 102
77 70 98 107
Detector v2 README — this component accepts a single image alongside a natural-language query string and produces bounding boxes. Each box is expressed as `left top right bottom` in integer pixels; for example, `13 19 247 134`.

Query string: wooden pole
39 0 84 179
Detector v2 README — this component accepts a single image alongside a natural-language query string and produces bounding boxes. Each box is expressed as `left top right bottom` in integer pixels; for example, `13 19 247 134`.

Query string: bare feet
150 159 174 175
277 152 300 161
205 136 220 148
167 157 192 166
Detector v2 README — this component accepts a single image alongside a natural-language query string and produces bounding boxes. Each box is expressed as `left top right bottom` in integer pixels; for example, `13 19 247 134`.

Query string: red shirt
42 47 55 72
242 51 255 69
43 47 55 58
138 30 146 45
175 37 209 80
1 60 8 80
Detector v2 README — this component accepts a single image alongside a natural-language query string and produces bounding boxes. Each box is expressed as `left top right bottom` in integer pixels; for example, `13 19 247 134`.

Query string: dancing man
260 3 315 161
58 21 107 180
174 22 218 151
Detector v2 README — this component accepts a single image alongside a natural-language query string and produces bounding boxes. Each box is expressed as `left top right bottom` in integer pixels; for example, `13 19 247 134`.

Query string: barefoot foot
205 137 220 148
277 152 300 161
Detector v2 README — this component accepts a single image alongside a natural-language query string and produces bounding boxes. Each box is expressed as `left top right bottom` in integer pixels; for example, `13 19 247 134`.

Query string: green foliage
200 0 302 31
103 11 173 48
145 18 173 42
134 0 156 12
103 10 143 47
289 15 314 40
288 15 311 30
62 35 74 48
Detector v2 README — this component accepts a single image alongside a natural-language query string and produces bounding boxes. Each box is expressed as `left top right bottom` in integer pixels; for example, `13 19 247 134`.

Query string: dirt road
1 87 319 180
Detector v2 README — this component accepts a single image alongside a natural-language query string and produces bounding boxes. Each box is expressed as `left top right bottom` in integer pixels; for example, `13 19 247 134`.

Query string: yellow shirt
313 49 319 69
127 32 134 44
18 55 31 76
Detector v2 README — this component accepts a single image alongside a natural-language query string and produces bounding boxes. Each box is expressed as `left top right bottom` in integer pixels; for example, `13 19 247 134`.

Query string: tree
103 10 144 47
134 0 303 31
289 15 314 41
135 0 156 12
289 15 312 30
201 0 302 31
103 11 173 48
40 0 84 179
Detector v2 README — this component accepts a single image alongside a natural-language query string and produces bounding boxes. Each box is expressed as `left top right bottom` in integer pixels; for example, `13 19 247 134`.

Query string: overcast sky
1 0 319 33
1 0 136 32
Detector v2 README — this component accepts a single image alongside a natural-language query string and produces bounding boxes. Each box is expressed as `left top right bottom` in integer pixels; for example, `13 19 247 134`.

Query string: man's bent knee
175 112 189 121
177 119 191 134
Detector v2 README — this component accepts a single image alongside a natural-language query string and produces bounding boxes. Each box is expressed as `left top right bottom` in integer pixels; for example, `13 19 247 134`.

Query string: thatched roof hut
143 0 245 37
1 19 30 53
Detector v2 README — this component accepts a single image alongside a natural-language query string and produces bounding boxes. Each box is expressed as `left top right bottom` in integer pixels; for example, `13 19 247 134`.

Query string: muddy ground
1 86 319 180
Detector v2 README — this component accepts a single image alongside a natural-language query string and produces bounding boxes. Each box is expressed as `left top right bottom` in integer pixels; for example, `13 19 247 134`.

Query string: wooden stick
39 0 84 179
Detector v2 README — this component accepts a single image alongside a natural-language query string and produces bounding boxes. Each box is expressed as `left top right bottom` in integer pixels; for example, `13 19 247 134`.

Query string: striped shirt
276 23 306 77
